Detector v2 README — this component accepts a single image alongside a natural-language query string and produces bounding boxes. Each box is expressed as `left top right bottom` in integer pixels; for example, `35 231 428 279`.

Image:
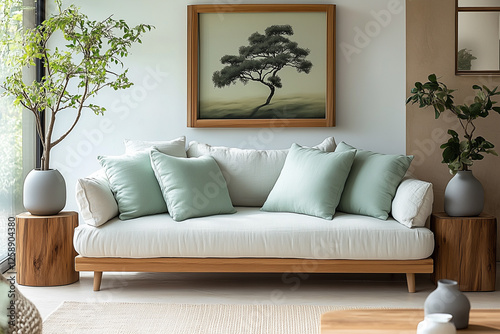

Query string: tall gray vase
23 169 66 216
444 170 483 217
424 279 470 329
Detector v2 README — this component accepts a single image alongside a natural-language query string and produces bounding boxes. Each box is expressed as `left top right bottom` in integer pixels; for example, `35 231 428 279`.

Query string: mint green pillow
98 151 167 220
335 142 413 220
261 144 356 220
149 149 236 221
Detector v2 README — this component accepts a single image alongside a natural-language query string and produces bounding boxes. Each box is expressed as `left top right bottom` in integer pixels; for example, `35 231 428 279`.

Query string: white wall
47 0 406 212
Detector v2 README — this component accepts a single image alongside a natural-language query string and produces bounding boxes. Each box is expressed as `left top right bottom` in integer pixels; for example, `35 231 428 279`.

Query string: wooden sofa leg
93 271 103 291
406 273 416 293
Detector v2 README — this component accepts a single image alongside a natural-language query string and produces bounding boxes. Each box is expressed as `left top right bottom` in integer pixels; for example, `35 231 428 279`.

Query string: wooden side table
431 212 497 291
16 211 79 286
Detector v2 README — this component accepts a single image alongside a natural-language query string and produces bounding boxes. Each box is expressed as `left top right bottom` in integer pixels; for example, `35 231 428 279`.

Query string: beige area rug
43 302 342 334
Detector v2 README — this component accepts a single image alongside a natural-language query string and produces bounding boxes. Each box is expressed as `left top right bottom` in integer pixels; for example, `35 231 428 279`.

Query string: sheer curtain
0 0 36 273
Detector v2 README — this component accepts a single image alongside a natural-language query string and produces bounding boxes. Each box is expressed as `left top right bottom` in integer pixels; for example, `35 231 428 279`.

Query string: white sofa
74 137 434 292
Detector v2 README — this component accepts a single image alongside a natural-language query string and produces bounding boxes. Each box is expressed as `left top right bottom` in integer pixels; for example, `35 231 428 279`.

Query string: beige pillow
75 169 118 227
124 136 186 157
187 137 336 206
391 177 434 228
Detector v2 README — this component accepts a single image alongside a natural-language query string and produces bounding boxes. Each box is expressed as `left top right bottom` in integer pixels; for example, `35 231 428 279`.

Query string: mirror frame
456 0 500 75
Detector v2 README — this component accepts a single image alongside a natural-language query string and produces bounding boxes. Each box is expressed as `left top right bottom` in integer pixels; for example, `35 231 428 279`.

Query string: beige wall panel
407 0 500 260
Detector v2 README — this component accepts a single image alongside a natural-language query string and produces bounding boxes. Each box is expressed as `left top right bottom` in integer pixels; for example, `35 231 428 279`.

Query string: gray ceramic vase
424 279 470 329
444 170 483 217
23 169 66 216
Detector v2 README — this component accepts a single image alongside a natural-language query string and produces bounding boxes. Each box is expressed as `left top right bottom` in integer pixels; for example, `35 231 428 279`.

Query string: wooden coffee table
321 309 500 333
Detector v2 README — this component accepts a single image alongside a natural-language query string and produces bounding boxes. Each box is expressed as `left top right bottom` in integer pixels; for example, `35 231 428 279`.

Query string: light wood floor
13 263 500 320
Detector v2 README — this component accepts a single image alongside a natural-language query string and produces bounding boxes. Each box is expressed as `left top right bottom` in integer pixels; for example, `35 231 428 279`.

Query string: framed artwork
187 4 336 128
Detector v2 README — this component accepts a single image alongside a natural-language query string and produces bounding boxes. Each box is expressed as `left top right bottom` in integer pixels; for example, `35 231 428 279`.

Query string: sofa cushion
98 151 167 220
186 137 336 206
392 177 433 228
335 142 413 220
261 144 355 219
124 136 186 157
150 149 236 221
75 169 118 227
73 207 435 260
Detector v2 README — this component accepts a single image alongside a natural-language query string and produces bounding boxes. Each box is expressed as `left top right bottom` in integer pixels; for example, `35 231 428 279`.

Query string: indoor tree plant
0 0 152 215
407 74 500 216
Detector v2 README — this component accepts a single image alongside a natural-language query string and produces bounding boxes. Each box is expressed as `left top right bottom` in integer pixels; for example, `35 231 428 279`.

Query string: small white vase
424 279 470 329
417 314 456 334
23 169 66 216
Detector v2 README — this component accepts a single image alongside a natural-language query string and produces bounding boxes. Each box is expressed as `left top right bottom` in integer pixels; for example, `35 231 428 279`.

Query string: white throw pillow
186 137 336 206
124 136 187 157
75 169 118 227
391 177 434 228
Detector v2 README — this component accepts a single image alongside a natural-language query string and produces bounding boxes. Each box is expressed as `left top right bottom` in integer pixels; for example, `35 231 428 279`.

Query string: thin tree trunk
265 85 275 105
250 84 276 118
42 145 50 170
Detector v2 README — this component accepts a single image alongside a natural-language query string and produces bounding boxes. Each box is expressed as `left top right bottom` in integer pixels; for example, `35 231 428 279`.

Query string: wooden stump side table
430 212 497 292
16 211 79 286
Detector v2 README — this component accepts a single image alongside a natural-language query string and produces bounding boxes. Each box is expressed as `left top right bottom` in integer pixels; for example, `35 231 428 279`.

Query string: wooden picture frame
187 4 335 128
455 0 500 75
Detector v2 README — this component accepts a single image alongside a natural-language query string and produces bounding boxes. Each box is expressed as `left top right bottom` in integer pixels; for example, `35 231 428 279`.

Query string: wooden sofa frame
75 256 433 293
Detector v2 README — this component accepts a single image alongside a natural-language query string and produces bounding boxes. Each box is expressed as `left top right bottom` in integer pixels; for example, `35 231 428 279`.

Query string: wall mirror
456 0 500 74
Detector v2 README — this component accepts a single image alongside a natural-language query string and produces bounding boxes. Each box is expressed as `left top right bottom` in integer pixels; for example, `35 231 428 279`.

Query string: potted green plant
406 74 500 216
0 1 152 215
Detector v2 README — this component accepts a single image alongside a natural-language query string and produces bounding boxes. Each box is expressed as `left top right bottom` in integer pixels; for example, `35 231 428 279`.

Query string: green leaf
459 140 470 152
448 160 462 174
460 157 473 165
475 136 486 144
486 149 498 156
428 74 437 82
447 129 459 138
482 140 494 149
442 146 459 163
434 109 440 119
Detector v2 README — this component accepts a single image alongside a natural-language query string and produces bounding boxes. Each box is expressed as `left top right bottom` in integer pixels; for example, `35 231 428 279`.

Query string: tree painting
212 25 312 114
